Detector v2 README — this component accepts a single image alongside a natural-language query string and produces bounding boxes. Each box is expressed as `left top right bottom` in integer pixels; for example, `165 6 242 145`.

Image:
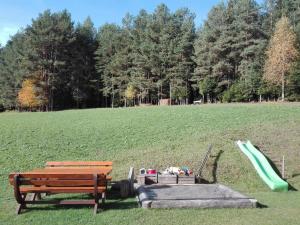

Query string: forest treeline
0 0 300 111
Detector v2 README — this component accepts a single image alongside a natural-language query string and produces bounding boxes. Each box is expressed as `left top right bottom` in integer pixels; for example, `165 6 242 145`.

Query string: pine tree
25 10 75 110
194 0 268 102
95 24 123 107
193 3 228 102
169 8 195 104
0 32 28 109
233 0 267 101
131 9 155 104
70 17 98 108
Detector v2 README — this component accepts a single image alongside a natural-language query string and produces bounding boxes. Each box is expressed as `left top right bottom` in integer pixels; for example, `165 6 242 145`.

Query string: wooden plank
35 168 112 174
9 178 107 185
45 166 112 170
9 169 111 178
24 199 95 205
9 173 107 184
20 186 106 193
9 179 107 186
178 175 195 184
157 175 177 184
32 167 112 173
46 161 112 167
39 168 113 176
9 173 95 180
137 175 145 185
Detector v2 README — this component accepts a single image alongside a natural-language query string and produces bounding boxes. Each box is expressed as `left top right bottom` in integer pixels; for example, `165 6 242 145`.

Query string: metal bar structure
198 144 213 178
282 155 285 179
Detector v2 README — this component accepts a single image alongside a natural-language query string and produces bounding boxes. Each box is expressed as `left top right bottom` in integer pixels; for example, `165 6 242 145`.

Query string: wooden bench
45 161 113 181
9 172 107 215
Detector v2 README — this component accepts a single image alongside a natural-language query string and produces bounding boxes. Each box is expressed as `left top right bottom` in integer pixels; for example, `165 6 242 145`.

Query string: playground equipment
197 144 213 178
237 140 288 192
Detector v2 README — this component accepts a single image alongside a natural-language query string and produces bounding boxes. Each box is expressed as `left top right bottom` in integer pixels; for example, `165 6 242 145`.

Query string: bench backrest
45 161 113 168
9 173 107 187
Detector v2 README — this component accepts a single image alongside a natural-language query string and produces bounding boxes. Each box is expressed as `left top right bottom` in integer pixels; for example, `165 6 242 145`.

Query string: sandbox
135 184 257 209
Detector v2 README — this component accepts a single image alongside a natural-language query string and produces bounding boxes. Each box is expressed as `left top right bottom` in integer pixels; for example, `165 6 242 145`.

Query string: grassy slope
0 103 300 225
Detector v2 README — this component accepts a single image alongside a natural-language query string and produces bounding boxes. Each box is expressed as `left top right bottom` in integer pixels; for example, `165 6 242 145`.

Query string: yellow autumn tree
18 79 44 110
124 85 136 106
264 16 299 101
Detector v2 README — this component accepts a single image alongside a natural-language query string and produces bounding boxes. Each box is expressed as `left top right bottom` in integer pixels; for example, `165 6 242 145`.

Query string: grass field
1 103 300 225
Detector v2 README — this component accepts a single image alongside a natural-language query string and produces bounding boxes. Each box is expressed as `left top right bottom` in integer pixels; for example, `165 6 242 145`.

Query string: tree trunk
281 73 285 102
169 82 172 106
50 88 53 111
157 87 159 105
259 94 262 103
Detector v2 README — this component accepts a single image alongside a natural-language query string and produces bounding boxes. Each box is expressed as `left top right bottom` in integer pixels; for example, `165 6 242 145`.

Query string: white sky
0 26 19 46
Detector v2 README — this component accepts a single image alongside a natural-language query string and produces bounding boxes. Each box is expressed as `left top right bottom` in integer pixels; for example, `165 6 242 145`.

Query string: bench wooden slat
9 178 107 186
46 161 113 167
45 166 112 169
10 169 110 175
9 178 112 187
20 186 106 193
37 167 112 173
31 168 111 173
9 173 96 179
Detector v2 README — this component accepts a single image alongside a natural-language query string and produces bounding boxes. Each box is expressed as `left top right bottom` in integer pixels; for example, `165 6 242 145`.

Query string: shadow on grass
288 184 298 191
104 199 138 210
254 145 282 175
21 204 95 214
197 149 224 184
257 202 268 208
254 145 298 192
20 193 139 214
292 173 300 178
212 150 224 183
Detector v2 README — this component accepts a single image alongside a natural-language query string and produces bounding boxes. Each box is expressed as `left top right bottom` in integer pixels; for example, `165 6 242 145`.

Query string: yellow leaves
125 85 136 100
18 78 45 109
264 16 299 85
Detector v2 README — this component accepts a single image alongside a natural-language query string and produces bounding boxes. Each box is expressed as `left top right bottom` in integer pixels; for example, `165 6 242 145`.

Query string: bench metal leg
16 204 23 215
36 193 42 200
93 202 99 215
16 194 27 215
102 192 106 204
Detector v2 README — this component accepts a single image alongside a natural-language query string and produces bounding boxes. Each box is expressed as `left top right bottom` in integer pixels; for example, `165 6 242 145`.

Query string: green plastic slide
236 140 288 192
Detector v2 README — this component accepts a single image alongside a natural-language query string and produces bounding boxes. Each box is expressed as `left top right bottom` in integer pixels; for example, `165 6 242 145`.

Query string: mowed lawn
1 103 300 225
